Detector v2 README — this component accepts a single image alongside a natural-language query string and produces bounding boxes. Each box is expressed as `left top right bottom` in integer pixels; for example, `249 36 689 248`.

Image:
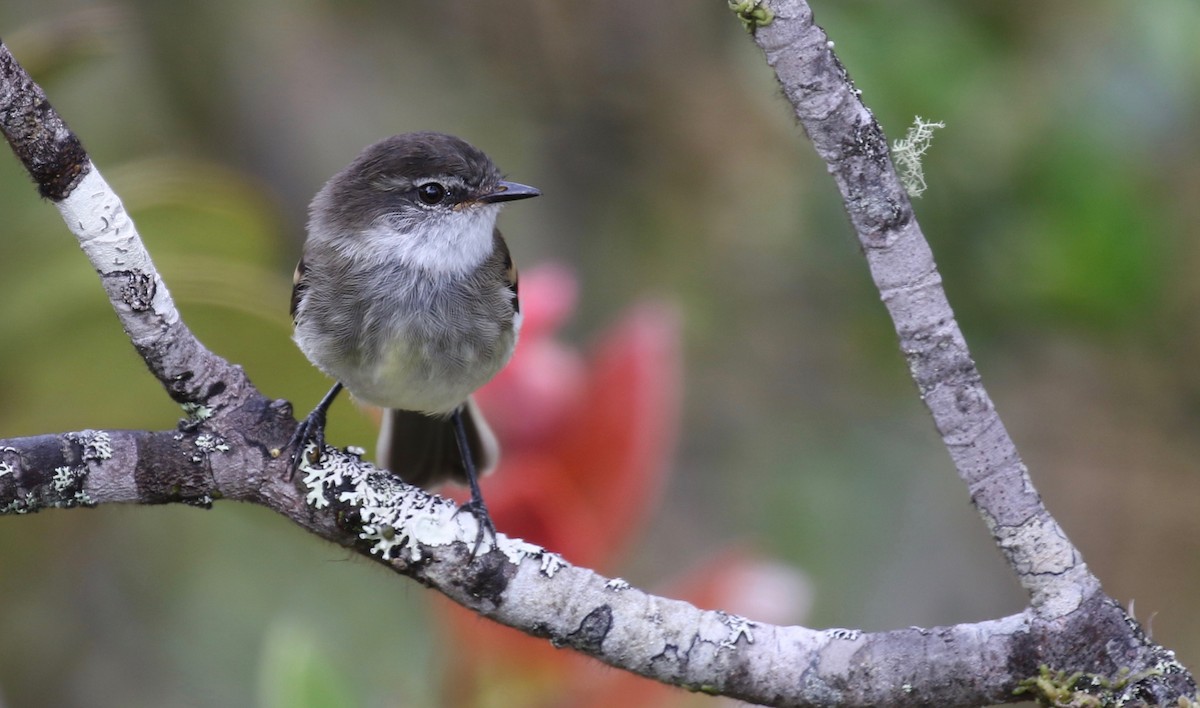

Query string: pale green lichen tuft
2 497 30 514
892 116 945 198
1014 664 1174 707
179 402 214 431
729 0 773 33
84 431 112 461
65 430 112 462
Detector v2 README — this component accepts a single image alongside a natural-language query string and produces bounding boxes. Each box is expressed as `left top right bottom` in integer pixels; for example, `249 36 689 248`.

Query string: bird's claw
455 497 497 560
287 409 327 479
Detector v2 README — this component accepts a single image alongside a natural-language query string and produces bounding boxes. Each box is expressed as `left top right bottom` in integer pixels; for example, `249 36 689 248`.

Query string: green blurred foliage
258 620 361 708
0 1 1199 706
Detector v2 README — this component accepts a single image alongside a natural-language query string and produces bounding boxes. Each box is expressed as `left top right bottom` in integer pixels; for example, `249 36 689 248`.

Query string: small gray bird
289 132 540 550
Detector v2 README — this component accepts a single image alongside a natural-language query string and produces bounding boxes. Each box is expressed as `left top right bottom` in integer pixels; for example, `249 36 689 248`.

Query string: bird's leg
451 406 497 558
287 382 344 479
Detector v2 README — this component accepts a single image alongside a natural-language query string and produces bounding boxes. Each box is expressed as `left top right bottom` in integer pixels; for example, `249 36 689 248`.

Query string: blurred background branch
0 1 1199 706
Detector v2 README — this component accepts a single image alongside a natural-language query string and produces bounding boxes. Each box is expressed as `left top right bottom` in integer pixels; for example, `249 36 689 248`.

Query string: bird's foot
287 383 344 480
287 408 328 480
454 495 497 560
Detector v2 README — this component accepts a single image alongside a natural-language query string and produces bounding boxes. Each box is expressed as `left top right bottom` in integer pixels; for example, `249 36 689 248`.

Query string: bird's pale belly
333 328 516 416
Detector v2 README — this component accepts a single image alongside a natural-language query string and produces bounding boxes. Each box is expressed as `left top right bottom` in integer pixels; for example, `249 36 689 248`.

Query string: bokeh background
1 1 1199 706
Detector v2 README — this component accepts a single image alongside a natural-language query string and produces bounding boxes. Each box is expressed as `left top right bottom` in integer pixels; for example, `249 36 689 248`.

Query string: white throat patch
347 204 501 275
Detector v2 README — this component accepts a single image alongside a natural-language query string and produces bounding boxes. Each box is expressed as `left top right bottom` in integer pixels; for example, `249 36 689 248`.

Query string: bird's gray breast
295 256 517 414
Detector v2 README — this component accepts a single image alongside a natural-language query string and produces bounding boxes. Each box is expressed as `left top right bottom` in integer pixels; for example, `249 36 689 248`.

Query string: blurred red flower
434 264 809 707
469 263 680 568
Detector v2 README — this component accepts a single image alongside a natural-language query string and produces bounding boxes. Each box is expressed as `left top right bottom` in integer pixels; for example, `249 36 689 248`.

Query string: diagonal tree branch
0 33 251 412
748 0 1090 614
1 3 1197 704
739 0 1194 701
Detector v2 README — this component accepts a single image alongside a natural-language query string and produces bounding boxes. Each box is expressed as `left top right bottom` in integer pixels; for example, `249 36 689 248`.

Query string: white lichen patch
299 447 574 570
192 434 230 462
0 461 12 478
361 527 404 559
38 464 94 508
64 430 113 462
52 465 83 492
301 444 359 505
605 578 631 592
299 447 463 561
500 538 568 577
826 628 862 642
412 504 480 549
716 611 757 649
304 480 330 509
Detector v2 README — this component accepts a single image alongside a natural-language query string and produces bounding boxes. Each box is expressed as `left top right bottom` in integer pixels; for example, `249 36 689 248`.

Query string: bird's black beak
478 180 541 204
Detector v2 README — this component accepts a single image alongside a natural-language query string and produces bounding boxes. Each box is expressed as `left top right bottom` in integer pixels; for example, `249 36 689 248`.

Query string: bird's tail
376 397 499 490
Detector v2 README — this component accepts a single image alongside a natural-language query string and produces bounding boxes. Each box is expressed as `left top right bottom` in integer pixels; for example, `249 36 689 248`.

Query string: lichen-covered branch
0 428 1084 708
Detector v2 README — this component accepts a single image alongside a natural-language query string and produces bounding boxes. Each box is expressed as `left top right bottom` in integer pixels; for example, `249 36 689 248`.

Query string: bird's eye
416 182 447 205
